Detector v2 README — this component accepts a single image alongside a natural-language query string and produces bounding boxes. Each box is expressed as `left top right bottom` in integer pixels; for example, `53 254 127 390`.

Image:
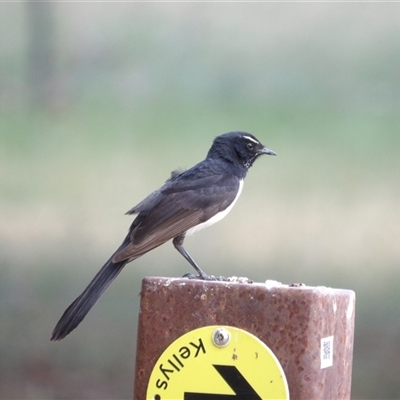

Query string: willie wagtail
51 131 276 341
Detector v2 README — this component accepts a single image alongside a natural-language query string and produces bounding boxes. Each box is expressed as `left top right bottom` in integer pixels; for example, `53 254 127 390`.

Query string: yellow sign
146 325 289 399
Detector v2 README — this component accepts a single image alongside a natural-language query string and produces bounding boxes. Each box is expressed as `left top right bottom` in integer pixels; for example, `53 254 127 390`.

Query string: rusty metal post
134 277 355 399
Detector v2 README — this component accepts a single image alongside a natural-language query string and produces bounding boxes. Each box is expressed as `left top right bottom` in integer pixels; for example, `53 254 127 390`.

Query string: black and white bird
51 131 276 341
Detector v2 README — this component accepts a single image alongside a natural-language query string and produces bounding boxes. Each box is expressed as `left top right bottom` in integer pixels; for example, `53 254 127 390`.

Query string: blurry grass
1 98 400 399
2 3 400 398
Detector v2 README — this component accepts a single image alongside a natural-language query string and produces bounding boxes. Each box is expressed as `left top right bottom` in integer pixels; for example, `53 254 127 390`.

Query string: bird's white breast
185 180 244 236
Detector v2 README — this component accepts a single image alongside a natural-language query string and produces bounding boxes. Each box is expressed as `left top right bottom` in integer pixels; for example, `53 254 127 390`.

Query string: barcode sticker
320 336 334 369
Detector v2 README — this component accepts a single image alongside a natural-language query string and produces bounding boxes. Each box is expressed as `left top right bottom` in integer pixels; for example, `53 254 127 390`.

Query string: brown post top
134 277 355 400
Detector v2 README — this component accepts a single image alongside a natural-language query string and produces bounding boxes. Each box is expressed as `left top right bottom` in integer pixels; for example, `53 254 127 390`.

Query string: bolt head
212 327 231 347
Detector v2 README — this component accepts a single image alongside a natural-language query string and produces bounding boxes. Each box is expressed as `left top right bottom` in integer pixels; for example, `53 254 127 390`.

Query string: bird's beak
259 147 277 156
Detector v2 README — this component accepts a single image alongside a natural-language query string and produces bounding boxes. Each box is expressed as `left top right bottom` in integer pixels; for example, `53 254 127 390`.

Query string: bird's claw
182 273 228 281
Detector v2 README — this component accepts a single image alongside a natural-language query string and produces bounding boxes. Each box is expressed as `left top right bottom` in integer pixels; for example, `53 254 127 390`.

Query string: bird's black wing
51 167 239 340
112 173 240 262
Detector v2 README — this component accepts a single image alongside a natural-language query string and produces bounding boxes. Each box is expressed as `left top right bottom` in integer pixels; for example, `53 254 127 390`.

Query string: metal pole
134 277 355 399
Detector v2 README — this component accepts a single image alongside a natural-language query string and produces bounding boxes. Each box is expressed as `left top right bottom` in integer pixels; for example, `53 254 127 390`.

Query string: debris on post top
134 277 355 400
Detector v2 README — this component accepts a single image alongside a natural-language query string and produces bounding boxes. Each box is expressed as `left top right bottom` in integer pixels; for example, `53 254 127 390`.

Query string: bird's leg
173 234 211 280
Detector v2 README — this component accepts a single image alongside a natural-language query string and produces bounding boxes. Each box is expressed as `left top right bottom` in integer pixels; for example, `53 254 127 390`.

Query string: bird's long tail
51 255 129 341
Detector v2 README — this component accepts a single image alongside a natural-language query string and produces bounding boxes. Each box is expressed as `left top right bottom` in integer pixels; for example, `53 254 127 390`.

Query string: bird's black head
207 131 276 176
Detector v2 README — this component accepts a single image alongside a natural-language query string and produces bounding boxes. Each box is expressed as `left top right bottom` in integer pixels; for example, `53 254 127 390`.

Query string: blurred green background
1 3 400 399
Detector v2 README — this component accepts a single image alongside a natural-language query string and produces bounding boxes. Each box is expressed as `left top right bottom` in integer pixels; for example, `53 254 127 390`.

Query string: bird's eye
247 143 254 150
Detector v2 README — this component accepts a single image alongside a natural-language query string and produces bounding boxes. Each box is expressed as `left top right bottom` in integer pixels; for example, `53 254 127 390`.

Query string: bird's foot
182 273 228 281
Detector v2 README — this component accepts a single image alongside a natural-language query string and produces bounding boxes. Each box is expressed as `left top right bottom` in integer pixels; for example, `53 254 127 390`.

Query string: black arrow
184 364 262 400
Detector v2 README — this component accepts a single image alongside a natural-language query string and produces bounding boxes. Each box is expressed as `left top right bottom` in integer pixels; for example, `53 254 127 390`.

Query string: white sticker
320 336 334 369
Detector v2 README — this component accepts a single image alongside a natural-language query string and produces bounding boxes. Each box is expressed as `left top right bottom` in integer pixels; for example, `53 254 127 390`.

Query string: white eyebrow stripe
242 135 260 144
